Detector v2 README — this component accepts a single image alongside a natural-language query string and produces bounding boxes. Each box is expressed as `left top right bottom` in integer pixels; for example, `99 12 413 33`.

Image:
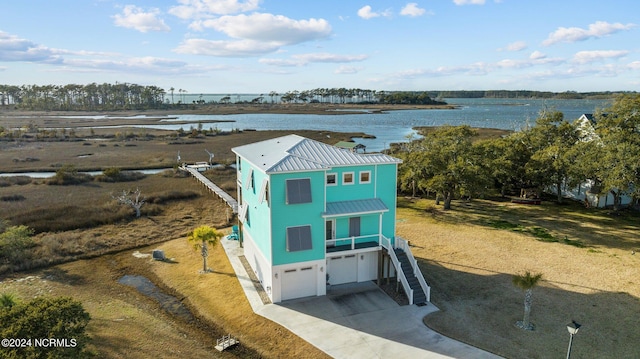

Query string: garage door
328 255 357 285
281 266 317 301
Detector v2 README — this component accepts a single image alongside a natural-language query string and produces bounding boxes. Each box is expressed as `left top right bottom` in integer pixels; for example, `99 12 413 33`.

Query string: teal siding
270 171 326 265
376 164 398 243
237 152 399 267
239 159 272 262
326 165 376 202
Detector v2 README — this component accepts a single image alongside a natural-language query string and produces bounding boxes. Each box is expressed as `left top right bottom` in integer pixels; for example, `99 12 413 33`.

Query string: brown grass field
1 112 639 358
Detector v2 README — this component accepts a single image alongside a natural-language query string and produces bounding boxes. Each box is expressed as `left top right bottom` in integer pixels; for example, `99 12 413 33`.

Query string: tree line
396 94 640 211
0 83 450 111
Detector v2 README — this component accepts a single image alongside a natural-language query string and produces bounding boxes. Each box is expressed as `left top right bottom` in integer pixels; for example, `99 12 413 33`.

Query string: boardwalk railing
180 165 238 213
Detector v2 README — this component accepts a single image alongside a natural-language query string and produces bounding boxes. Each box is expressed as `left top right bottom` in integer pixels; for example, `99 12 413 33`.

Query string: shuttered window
286 178 312 204
286 225 313 252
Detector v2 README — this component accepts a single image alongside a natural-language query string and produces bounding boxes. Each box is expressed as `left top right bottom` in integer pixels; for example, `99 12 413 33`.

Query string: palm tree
188 225 223 273
512 271 543 330
0 293 17 308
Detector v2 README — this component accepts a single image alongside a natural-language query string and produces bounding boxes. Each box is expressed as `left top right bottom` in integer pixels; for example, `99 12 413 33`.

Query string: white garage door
281 266 317 301
328 255 358 285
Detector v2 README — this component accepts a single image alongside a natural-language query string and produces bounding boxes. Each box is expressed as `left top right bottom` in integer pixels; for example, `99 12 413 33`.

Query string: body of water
134 98 610 151
7 98 611 153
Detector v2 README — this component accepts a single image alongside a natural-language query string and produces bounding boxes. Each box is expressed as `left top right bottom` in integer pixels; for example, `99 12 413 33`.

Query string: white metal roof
232 134 401 173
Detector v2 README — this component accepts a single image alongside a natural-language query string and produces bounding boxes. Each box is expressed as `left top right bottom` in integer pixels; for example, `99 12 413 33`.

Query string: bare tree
113 188 145 218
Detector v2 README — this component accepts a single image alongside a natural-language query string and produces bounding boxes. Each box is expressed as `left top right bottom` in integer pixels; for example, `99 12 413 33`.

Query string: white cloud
260 52 368 67
357 5 392 19
500 41 527 52
174 38 281 57
334 66 361 74
453 0 486 5
400 3 427 17
0 31 58 62
112 5 170 33
529 51 546 60
169 0 261 19
628 61 640 70
198 13 331 45
543 21 636 46
572 50 629 64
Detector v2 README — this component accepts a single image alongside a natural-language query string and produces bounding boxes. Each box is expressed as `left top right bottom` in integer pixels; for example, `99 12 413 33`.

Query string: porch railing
325 234 380 251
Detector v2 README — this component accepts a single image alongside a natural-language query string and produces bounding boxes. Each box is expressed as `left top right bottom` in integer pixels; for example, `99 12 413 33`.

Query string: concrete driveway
222 238 501 359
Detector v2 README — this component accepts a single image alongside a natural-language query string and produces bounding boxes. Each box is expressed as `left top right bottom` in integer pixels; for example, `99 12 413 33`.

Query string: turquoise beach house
232 134 430 303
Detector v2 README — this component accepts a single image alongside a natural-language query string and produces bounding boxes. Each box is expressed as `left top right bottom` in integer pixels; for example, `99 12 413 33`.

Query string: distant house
232 134 430 303
334 141 366 153
557 114 633 208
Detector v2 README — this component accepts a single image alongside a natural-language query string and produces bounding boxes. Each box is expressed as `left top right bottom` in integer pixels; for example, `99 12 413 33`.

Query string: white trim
239 203 248 222
326 172 337 186
321 208 388 218
258 178 269 204
342 171 355 185
359 170 371 184
245 168 254 190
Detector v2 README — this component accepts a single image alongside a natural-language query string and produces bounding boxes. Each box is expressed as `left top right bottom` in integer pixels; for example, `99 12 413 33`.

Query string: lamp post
566 320 581 359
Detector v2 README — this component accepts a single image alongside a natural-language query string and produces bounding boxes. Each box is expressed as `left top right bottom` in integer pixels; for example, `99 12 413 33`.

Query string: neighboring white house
554 114 634 208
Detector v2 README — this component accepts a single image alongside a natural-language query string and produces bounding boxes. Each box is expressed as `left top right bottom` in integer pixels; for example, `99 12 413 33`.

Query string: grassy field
397 197 640 358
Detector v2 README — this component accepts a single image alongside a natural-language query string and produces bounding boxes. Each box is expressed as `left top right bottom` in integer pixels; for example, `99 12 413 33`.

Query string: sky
1 0 638 94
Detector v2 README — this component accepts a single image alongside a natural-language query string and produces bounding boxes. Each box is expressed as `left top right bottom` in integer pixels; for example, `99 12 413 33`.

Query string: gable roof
232 134 401 173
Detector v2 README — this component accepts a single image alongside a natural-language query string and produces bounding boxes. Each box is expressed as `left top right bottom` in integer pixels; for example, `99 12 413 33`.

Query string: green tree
0 296 92 358
524 111 580 203
405 126 489 209
593 94 640 210
512 271 543 330
188 225 223 273
476 132 532 197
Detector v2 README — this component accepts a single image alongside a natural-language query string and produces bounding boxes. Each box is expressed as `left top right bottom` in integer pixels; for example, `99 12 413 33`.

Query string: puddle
118 275 195 322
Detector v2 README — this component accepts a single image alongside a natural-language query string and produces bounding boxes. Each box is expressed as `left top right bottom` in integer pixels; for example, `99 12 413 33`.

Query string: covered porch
322 198 389 254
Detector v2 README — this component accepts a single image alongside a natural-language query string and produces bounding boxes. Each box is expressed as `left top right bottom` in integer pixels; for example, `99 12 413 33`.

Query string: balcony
325 234 381 253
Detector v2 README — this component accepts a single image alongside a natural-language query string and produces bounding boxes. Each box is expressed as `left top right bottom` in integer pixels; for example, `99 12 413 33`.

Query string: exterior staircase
394 248 428 305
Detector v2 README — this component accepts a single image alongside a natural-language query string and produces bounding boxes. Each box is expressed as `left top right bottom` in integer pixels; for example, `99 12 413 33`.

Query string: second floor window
343 172 354 185
286 178 312 204
326 173 337 186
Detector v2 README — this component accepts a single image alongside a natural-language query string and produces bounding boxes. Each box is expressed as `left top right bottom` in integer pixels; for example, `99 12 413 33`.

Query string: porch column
378 212 383 246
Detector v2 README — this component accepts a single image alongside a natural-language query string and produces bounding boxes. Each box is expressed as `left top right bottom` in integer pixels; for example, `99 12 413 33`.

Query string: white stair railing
381 236 414 305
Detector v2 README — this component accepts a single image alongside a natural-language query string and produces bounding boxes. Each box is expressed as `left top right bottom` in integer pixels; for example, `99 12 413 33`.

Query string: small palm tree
512 271 543 330
188 225 223 273
0 293 17 308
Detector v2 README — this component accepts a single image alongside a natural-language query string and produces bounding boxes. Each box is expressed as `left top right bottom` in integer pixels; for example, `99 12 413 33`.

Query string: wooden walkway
181 165 238 213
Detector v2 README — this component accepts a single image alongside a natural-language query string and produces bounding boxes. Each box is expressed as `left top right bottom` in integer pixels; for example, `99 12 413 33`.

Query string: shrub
0 176 33 187
0 194 26 202
47 165 92 185
146 190 199 204
0 225 35 272
0 296 92 358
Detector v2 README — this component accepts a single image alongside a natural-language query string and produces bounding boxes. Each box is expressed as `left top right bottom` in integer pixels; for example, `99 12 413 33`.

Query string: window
326 173 337 186
359 171 371 184
342 172 354 185
286 178 312 204
258 178 269 204
286 225 313 252
349 217 361 237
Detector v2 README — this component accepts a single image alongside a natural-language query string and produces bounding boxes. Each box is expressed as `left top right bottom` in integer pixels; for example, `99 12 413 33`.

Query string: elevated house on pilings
232 134 430 304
